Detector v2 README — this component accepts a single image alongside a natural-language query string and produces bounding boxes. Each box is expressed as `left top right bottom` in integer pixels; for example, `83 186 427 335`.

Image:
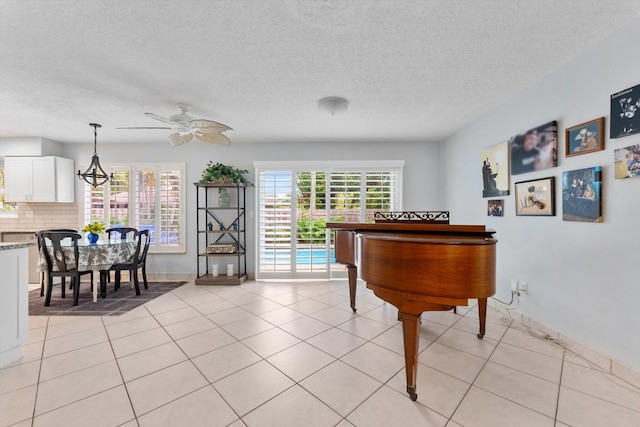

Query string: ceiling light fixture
77 123 113 187
318 96 349 115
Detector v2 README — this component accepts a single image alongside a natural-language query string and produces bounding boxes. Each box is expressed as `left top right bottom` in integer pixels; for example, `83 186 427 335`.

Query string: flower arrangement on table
82 222 105 243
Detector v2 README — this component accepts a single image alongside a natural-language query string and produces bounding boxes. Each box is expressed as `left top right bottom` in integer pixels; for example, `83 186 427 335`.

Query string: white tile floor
2 279 639 427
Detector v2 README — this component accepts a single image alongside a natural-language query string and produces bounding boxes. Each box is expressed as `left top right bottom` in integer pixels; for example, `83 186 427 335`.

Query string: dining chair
36 229 92 296
106 227 138 241
40 231 93 306
104 227 138 283
108 229 150 295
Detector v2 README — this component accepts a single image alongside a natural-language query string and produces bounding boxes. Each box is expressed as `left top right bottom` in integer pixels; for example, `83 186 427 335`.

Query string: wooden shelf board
195 274 247 286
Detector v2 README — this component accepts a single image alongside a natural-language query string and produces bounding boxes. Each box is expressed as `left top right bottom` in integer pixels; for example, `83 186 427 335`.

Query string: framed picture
515 177 555 216
487 199 504 217
562 166 603 222
481 141 509 197
565 117 604 157
614 144 640 179
610 84 640 139
510 121 558 175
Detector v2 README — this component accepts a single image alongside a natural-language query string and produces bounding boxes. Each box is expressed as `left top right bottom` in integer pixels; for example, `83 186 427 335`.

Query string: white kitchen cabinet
4 156 75 202
0 245 29 368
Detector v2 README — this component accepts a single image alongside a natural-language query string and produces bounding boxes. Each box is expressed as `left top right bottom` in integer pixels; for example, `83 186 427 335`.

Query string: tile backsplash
0 202 79 232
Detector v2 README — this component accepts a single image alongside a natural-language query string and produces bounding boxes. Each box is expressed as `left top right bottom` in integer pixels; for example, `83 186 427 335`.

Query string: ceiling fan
118 103 232 146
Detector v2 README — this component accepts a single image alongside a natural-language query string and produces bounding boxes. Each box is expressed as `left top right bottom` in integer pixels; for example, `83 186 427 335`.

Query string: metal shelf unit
194 182 247 285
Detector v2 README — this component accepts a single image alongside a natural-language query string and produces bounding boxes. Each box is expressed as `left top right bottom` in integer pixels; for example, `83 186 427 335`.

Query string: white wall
64 139 440 277
441 18 640 370
0 137 63 157
0 138 45 157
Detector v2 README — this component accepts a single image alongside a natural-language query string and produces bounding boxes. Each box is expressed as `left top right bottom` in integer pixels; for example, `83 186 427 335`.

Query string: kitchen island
0 242 33 368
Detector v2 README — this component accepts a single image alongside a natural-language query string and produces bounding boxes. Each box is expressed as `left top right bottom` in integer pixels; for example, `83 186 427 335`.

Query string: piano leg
347 265 357 312
477 297 487 339
367 283 470 401
401 312 421 401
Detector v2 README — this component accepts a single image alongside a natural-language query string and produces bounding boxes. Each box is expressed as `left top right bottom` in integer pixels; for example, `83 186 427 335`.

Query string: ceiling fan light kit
118 103 232 146
318 96 349 115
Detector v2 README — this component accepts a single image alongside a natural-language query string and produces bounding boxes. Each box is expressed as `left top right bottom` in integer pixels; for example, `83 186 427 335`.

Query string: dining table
38 239 137 303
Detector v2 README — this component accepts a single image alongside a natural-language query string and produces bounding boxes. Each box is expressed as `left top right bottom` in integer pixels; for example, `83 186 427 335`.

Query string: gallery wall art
481 141 509 197
565 117 604 157
562 166 603 222
515 177 555 216
510 121 558 175
487 199 504 217
614 144 640 179
610 84 640 139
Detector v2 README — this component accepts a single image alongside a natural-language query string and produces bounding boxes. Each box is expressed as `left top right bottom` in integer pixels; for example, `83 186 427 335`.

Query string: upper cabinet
4 156 75 203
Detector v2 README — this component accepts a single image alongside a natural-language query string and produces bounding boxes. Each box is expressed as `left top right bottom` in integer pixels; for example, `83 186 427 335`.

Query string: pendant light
77 123 113 187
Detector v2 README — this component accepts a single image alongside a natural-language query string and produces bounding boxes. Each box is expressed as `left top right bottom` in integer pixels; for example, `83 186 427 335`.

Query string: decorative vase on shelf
218 188 231 208
87 232 99 244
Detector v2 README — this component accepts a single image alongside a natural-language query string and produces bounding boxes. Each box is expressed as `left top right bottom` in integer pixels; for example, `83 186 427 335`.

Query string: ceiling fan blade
145 112 179 126
194 132 231 146
168 133 193 146
116 126 172 129
190 119 232 133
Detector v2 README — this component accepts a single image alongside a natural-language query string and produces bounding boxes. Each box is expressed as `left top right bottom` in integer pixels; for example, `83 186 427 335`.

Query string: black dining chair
106 227 138 241
104 227 138 283
107 229 151 295
40 231 93 306
36 229 92 296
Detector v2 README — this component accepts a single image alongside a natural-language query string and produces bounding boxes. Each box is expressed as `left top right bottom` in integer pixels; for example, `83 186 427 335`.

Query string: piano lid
326 222 495 235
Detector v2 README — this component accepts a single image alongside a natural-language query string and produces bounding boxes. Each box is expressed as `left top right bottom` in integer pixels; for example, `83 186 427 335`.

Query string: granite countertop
0 242 35 251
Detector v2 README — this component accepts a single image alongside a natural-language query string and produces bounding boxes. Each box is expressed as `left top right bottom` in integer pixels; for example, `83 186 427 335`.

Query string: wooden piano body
327 222 497 401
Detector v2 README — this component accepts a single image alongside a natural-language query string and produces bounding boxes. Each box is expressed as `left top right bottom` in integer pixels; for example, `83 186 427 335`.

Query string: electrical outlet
519 282 528 295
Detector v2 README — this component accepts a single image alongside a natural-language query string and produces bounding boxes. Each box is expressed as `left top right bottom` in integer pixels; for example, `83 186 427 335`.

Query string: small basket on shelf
206 244 238 254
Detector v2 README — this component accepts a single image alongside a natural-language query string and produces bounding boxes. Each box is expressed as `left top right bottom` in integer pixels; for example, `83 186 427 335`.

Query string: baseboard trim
489 297 640 390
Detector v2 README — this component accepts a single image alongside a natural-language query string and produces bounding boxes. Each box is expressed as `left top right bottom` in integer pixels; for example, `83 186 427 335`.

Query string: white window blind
255 161 403 279
81 163 186 253
259 171 292 272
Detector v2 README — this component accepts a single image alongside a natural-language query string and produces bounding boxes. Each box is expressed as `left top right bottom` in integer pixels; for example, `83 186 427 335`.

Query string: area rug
28 281 187 316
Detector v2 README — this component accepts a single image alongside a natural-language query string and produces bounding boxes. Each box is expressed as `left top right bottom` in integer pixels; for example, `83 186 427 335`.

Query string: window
255 160 403 279
82 163 186 253
0 165 18 218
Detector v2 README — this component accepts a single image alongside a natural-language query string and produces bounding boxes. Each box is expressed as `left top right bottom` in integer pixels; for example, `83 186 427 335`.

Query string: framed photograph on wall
610 84 640 139
565 117 604 157
614 144 640 179
510 121 558 175
562 166 603 222
487 199 504 217
482 141 509 197
515 177 555 216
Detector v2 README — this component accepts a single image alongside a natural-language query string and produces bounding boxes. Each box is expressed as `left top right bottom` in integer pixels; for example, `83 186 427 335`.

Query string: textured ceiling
1 0 639 145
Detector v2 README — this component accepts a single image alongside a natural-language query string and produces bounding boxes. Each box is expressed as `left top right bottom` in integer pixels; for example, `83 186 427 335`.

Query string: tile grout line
29 316 50 427
102 310 141 426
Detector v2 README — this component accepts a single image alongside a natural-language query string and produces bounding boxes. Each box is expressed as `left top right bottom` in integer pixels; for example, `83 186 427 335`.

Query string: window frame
0 163 18 218
254 160 404 279
79 162 186 254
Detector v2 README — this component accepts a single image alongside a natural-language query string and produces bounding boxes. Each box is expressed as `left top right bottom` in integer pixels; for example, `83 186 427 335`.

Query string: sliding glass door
256 161 402 280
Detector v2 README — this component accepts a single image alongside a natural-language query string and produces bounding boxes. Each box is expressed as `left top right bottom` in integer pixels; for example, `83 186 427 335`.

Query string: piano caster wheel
407 386 417 401
351 306 357 313
477 333 484 339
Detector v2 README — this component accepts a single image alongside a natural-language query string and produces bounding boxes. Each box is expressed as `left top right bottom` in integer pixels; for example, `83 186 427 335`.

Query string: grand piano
327 213 497 401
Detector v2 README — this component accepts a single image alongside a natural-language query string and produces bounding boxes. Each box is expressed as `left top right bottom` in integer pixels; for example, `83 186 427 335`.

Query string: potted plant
199 162 253 187
82 221 105 244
